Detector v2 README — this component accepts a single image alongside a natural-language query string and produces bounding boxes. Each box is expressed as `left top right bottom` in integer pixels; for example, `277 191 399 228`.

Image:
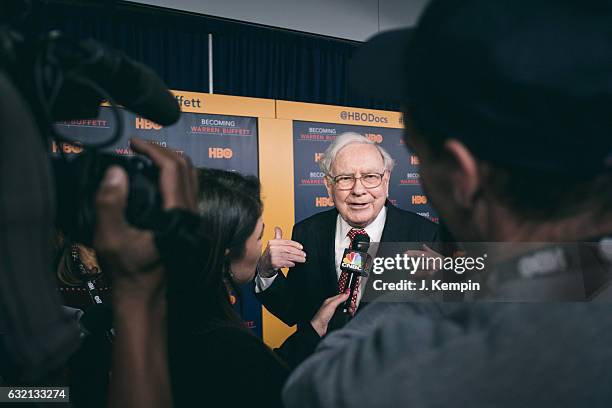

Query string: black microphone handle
341 253 373 314
342 271 360 315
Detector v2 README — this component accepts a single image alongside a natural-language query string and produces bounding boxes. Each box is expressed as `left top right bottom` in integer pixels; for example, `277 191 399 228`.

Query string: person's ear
381 170 391 197
443 139 480 209
323 176 334 199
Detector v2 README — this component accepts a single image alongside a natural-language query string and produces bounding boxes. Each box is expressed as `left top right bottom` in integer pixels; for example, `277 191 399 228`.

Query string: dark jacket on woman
167 278 321 408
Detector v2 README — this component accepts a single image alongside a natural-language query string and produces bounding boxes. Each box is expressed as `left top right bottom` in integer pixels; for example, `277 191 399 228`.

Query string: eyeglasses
329 172 386 190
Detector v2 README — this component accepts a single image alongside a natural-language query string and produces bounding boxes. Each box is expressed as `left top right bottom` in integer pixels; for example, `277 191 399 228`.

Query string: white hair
318 132 396 175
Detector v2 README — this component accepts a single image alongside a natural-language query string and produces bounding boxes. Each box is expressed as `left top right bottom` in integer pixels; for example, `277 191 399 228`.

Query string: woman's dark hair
195 168 263 330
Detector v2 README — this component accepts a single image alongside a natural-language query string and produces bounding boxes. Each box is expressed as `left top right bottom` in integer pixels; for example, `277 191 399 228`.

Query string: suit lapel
317 209 340 295
380 201 401 242
380 202 424 251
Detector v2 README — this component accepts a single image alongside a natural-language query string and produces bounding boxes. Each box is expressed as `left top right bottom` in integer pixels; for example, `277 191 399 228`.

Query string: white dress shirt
255 207 387 308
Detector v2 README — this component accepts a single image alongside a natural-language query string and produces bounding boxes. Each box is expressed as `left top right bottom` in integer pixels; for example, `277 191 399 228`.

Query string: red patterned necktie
338 228 368 315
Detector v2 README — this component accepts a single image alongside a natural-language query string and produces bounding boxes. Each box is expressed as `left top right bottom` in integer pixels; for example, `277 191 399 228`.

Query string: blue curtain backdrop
31 0 397 110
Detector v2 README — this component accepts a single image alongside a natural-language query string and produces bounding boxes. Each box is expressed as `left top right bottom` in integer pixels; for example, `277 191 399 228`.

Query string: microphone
339 233 372 315
51 36 180 126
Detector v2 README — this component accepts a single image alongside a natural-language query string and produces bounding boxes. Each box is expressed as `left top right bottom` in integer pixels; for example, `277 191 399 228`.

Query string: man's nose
351 177 367 194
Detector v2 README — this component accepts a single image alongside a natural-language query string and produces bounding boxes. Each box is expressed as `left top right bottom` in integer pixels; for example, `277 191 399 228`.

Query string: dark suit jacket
255 203 439 328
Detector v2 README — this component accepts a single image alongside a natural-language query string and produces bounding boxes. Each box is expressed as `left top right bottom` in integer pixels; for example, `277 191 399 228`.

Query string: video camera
0 0 181 244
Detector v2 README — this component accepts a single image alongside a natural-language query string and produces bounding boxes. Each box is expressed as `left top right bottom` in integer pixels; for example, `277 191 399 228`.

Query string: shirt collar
338 206 387 242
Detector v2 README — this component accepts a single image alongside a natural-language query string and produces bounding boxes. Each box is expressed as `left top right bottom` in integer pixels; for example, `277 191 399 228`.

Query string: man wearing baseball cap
283 0 612 406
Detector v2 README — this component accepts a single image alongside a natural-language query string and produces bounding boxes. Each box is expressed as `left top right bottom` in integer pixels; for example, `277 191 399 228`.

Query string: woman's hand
310 293 350 337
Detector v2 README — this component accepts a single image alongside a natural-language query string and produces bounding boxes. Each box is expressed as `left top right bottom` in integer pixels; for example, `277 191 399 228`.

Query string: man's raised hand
257 227 306 278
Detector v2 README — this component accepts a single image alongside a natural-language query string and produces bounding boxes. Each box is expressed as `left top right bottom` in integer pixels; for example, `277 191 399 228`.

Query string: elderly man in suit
255 132 438 330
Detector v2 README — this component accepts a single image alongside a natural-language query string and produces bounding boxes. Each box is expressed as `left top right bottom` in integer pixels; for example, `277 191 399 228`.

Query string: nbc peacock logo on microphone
341 251 363 272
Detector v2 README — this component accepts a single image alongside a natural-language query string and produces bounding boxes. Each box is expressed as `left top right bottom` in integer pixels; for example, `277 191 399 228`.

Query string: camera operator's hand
94 138 198 292
93 138 198 408
94 165 172 408
130 138 198 212
94 165 162 293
